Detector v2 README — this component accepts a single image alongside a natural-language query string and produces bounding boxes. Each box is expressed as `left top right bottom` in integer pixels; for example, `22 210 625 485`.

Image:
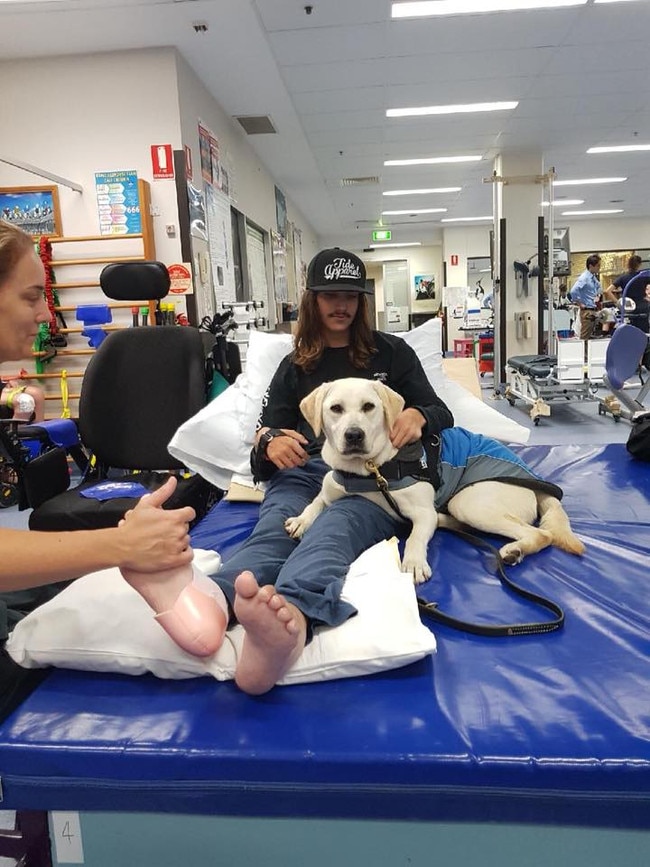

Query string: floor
480 372 637 446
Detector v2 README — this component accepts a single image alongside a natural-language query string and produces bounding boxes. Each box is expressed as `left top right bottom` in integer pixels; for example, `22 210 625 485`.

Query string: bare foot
233 571 307 695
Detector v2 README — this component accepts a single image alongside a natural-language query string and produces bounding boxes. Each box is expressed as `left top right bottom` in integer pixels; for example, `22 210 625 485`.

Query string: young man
569 254 603 341
127 247 453 695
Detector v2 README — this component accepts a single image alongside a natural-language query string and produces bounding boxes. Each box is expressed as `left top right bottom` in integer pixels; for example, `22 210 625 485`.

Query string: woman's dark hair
292 291 375 372
0 221 35 289
628 254 643 272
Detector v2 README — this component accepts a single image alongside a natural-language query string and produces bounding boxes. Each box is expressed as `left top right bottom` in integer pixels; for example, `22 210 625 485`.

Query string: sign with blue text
95 170 141 236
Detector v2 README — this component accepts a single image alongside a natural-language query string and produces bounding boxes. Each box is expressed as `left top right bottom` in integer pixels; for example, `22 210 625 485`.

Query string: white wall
174 52 319 264
362 245 443 317
0 48 320 406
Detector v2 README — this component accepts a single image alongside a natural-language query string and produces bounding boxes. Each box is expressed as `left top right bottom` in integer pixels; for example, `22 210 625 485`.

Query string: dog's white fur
284 378 585 583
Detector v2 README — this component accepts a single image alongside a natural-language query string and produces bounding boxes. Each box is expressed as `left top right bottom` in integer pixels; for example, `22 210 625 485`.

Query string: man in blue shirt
570 254 603 340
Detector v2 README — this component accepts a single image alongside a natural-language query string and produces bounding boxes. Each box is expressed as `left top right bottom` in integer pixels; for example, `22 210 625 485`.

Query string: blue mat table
0 444 648 829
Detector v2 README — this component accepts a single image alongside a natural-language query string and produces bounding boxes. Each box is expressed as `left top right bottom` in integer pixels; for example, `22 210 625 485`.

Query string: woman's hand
390 407 426 449
117 477 195 572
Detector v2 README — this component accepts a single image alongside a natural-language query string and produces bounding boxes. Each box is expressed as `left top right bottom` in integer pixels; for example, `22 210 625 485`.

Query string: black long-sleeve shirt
258 331 454 456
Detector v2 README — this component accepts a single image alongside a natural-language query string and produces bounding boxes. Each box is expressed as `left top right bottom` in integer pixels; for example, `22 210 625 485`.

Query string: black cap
306 247 372 294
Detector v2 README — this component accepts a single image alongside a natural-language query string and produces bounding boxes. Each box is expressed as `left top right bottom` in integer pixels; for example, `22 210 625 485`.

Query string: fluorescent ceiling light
382 208 447 215
387 101 517 118
594 0 644 4
587 145 650 153
383 187 461 196
561 209 624 216
441 216 493 223
553 177 626 186
392 0 588 17
541 199 584 206
384 155 482 166
368 242 422 248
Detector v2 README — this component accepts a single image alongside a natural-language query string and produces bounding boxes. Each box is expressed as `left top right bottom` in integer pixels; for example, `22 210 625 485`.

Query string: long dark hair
292 290 376 372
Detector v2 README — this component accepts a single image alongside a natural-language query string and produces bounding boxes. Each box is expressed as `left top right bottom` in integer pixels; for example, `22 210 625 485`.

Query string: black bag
626 412 650 461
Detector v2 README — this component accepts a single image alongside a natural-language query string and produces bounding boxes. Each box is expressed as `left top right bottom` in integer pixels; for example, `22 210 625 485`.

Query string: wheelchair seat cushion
28 472 218 532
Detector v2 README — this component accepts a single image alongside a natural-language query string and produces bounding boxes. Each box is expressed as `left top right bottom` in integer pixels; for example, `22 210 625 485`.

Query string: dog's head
300 377 404 472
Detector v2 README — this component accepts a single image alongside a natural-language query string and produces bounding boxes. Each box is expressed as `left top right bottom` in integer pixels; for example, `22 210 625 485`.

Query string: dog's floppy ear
299 382 332 437
372 381 405 430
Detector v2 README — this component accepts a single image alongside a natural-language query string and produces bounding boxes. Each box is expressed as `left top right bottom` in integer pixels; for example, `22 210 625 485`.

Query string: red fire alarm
450 254 459 266
151 144 174 180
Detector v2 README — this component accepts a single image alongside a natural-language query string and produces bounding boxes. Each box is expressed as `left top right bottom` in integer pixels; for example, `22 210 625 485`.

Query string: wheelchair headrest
100 261 171 301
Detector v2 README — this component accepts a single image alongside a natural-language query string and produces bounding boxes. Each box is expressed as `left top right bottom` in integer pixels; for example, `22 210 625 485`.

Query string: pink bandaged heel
155 568 229 657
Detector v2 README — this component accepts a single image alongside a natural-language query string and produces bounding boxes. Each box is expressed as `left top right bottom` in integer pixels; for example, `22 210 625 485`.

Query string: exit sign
372 230 392 241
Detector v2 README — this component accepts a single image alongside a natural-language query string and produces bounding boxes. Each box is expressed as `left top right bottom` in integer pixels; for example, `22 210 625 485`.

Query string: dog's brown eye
330 403 343 414
362 402 375 413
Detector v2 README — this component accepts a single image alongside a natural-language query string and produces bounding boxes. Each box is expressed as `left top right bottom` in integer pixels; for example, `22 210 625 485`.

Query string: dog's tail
536 493 585 556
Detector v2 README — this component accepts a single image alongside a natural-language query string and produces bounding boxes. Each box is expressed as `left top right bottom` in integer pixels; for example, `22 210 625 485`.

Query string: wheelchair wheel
0 482 18 508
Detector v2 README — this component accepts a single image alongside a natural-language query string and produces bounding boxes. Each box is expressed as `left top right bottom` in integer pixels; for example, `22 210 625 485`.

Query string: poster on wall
271 230 288 302
204 182 236 307
198 123 212 185
412 273 440 312
94 170 141 235
187 182 207 241
275 186 287 238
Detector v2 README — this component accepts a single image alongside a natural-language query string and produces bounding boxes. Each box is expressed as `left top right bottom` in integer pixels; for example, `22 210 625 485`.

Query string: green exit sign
372 230 392 241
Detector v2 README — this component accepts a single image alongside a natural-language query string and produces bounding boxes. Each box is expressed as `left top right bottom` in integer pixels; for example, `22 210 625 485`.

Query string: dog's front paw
284 515 308 539
401 556 432 585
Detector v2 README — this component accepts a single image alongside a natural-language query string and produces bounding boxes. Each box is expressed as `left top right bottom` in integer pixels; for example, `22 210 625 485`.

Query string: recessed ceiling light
368 242 423 248
387 101 517 118
587 145 650 153
561 209 624 216
441 216 493 223
383 187 461 196
392 0 588 16
553 177 627 186
541 199 584 206
594 0 644 4
384 155 482 166
382 208 448 215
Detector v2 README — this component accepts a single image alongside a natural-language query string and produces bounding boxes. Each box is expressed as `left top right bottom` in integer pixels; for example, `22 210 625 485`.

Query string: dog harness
332 427 563 508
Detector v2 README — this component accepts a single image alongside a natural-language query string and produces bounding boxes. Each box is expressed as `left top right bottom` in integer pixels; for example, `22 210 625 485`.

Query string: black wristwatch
257 428 286 457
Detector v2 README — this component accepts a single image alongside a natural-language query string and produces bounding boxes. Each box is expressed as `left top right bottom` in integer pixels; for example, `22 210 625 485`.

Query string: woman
0 220 196 594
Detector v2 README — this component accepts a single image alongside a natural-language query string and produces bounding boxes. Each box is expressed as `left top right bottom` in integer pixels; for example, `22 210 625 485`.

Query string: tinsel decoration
38 236 59 335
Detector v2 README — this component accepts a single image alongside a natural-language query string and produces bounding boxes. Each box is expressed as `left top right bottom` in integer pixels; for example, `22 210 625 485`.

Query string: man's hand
266 429 309 470
390 407 426 449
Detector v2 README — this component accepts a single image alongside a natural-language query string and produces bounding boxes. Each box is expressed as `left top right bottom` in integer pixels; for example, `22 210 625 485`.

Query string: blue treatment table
0 444 649 833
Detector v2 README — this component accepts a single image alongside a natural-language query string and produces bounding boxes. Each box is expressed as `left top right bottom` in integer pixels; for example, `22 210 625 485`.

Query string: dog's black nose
344 427 365 448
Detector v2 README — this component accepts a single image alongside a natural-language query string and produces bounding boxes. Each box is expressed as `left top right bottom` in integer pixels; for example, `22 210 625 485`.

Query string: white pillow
168 318 528 490
168 330 293 489
6 540 436 686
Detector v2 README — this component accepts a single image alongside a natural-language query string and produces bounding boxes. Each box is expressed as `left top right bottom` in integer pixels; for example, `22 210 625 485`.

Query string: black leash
417 526 565 637
363 461 564 637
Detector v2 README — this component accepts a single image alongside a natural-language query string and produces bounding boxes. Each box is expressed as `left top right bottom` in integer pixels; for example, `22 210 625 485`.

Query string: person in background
603 254 643 303
569 254 603 341
0 220 196 595
123 247 454 696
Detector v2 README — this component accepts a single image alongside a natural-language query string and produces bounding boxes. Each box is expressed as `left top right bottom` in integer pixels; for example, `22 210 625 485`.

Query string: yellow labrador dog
284 378 584 584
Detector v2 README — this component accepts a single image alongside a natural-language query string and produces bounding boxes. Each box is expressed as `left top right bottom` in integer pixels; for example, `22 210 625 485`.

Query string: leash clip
365 459 389 492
